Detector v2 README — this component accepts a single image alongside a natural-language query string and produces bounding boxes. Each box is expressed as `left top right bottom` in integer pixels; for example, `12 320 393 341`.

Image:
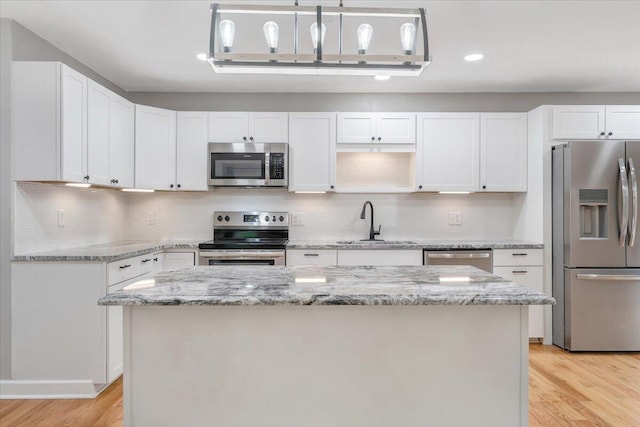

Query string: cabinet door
286 249 337 266
250 112 289 143
207 112 249 143
552 106 606 139
417 113 480 192
106 303 123 383
605 105 640 139
109 94 135 188
289 113 336 191
337 250 423 266
60 64 88 182
376 113 416 144
176 112 208 191
87 80 111 186
337 113 376 144
135 105 177 190
480 113 527 192
163 252 196 269
493 266 544 338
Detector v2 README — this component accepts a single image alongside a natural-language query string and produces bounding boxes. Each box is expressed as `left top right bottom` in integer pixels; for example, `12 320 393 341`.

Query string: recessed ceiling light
464 53 484 62
374 75 391 81
196 53 208 61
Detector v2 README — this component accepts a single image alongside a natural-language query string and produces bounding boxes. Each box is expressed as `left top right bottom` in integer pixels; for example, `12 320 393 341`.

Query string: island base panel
124 305 528 427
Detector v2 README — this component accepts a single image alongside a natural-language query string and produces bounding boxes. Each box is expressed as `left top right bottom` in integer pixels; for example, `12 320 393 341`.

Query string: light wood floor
1 345 639 426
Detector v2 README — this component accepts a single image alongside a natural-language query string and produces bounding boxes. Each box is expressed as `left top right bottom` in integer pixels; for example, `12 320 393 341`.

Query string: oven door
209 143 267 187
198 250 285 266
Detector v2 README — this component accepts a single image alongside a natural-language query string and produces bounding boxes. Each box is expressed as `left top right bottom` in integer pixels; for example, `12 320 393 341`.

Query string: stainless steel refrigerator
553 141 640 351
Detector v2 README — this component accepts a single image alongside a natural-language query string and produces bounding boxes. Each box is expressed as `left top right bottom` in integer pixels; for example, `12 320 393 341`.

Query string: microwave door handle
629 157 638 247
619 158 629 247
265 151 271 186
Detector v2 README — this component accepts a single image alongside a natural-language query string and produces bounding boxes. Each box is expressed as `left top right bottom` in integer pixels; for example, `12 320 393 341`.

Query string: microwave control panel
270 153 286 180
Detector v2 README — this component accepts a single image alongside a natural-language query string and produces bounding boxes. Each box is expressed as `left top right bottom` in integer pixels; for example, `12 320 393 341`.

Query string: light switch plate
291 213 304 226
57 209 65 227
147 211 156 225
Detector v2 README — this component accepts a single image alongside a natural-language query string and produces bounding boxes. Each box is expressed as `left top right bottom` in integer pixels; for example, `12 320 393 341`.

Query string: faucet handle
374 225 382 236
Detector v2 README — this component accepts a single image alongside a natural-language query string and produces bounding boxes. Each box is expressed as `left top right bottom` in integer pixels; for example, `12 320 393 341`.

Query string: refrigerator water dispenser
579 189 608 239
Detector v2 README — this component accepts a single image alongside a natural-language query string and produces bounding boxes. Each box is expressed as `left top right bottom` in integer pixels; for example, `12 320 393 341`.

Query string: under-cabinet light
122 188 155 193
295 191 326 194
439 191 471 194
464 53 484 62
65 183 91 188
196 53 208 61
374 75 391 81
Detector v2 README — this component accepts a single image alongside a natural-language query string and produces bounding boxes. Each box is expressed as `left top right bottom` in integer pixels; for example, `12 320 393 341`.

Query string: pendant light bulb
357 23 373 54
219 20 235 53
310 22 326 53
263 21 279 53
400 22 416 55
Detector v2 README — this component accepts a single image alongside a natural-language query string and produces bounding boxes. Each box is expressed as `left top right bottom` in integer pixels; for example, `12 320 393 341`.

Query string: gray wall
0 18 13 380
129 91 640 112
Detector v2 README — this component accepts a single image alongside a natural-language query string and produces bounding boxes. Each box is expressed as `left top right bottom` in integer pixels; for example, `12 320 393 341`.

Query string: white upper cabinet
416 113 480 192
108 93 135 188
176 112 209 191
337 113 416 147
87 80 134 188
13 62 88 183
135 105 177 190
480 113 527 192
207 112 288 143
605 105 640 139
552 105 640 140
289 113 336 192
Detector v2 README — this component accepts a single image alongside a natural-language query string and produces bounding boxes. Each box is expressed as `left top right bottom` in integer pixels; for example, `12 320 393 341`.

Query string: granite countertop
12 241 201 262
286 239 543 250
98 265 555 307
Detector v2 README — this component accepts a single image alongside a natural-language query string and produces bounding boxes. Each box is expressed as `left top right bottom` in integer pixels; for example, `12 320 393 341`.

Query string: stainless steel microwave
208 143 288 187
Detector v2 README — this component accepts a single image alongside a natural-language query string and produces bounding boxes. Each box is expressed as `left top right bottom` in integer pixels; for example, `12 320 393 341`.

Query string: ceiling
2 0 639 93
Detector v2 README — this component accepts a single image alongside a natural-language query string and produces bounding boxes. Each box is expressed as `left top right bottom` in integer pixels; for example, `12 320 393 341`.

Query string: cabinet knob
608 132 613 136
482 185 487 190
330 185 334 189
84 175 90 181
177 184 181 188
249 136 254 142
600 132 605 136
153 257 159 262
243 136 247 141
114 179 119 184
419 185 423 189
378 137 382 142
170 184 174 188
371 136 375 141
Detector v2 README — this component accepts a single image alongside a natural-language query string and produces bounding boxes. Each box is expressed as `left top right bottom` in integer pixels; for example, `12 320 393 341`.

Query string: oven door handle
201 252 284 259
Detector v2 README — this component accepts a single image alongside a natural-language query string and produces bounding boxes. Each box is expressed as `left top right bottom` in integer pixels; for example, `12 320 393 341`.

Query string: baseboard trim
0 379 105 399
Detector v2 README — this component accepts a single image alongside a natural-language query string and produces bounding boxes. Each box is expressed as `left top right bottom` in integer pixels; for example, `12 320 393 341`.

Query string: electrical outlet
291 213 304 226
57 209 65 227
448 211 462 225
146 211 156 225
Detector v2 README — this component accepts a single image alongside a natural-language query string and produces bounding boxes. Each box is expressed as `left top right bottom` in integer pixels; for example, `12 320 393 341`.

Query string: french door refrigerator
553 141 640 351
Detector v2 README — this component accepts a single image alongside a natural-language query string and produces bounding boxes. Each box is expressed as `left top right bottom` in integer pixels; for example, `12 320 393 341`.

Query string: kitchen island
99 265 554 427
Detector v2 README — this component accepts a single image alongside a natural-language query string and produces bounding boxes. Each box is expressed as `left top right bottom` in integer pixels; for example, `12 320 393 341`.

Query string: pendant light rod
209 3 219 60
316 5 322 62
419 8 429 61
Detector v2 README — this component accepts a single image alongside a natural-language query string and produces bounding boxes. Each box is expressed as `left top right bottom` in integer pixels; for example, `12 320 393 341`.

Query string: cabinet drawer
287 249 337 266
163 251 196 270
493 249 543 266
107 253 154 286
493 266 543 291
338 249 423 266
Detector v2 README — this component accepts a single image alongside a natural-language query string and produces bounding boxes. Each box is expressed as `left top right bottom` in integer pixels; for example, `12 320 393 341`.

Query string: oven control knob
272 216 276 222
264 216 270 222
224 215 230 222
217 215 223 221
279 216 284 222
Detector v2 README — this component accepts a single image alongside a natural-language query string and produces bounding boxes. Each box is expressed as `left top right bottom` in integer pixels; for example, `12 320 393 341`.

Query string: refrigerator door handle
629 158 638 247
576 273 640 281
618 158 629 247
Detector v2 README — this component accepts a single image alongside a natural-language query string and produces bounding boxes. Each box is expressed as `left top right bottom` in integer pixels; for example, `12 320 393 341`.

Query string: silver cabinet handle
303 253 319 257
512 270 528 274
427 253 490 259
511 253 528 256
577 274 640 281
629 158 638 247
619 158 629 247
202 252 284 259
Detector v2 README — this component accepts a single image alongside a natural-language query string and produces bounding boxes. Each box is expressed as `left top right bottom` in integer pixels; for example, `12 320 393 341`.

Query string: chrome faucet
360 201 382 241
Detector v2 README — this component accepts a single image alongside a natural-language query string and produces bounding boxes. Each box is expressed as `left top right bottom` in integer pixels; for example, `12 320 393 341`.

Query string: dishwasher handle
426 253 491 259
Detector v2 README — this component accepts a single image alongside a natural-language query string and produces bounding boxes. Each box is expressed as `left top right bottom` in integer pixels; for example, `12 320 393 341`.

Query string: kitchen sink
336 240 417 245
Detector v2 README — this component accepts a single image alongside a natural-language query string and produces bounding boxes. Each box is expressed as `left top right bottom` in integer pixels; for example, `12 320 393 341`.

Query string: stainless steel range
198 211 289 266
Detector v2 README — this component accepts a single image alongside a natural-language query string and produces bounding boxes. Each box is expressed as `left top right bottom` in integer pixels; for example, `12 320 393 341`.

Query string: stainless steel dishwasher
423 249 493 272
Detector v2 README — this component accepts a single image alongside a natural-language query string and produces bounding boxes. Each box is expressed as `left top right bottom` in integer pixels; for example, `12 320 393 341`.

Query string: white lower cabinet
286 249 337 266
163 251 196 269
493 249 544 339
338 250 423 266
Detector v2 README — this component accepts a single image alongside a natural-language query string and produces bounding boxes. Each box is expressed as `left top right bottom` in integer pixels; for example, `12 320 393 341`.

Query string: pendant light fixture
263 21 279 53
208 3 431 76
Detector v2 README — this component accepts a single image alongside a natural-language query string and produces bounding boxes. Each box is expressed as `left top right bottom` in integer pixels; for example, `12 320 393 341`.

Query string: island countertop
98 265 555 307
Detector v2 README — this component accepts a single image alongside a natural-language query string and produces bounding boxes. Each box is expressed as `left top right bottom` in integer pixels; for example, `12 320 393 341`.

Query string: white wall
124 190 518 242
13 182 128 254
